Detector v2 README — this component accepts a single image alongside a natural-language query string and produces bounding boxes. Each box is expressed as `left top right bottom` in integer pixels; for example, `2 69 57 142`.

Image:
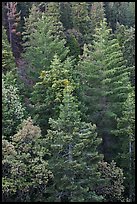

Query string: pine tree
76 18 132 161
2 118 53 202
104 2 135 31
70 2 91 43
22 4 69 83
2 26 16 73
115 23 135 86
112 91 135 201
44 2 65 39
45 85 103 202
65 28 81 59
60 2 73 30
31 54 75 135
89 2 105 40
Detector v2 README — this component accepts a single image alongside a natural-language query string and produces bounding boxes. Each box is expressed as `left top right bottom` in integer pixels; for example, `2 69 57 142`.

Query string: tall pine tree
115 23 135 86
22 4 69 83
76 18 132 161
2 26 16 73
112 91 135 201
45 85 103 202
70 2 91 44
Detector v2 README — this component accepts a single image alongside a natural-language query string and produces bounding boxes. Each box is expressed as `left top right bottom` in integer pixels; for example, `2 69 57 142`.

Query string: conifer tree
45 85 103 202
60 2 73 30
31 54 75 135
70 2 91 43
2 26 16 73
104 2 135 31
22 4 69 83
113 91 135 201
115 23 135 86
76 19 132 161
89 2 105 40
65 29 81 59
44 2 65 39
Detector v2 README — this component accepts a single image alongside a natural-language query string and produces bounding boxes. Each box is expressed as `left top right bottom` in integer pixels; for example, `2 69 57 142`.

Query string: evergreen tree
22 4 69 83
45 85 103 202
2 118 53 202
104 2 135 31
76 19 132 161
16 2 33 34
44 2 65 39
2 26 16 73
31 54 75 135
89 2 105 40
65 28 82 60
70 2 91 44
112 91 135 201
115 23 135 86
60 2 73 30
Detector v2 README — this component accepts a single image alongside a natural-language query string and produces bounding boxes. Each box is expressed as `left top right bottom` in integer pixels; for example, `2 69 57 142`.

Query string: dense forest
2 2 135 202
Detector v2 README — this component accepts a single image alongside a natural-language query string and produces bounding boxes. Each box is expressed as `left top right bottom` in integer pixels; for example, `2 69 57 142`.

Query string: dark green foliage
71 2 91 43
22 4 69 83
45 85 103 202
104 2 135 31
76 19 132 161
60 2 73 30
2 118 53 202
2 2 135 202
112 91 135 201
65 29 81 59
89 2 105 41
16 2 33 34
2 26 16 73
115 23 135 86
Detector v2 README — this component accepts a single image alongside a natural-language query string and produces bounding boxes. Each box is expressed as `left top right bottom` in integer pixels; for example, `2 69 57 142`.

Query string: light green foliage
45 85 103 202
2 118 53 202
22 4 69 82
44 2 65 39
97 160 125 202
76 19 132 160
2 26 16 73
31 54 75 135
2 74 25 140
